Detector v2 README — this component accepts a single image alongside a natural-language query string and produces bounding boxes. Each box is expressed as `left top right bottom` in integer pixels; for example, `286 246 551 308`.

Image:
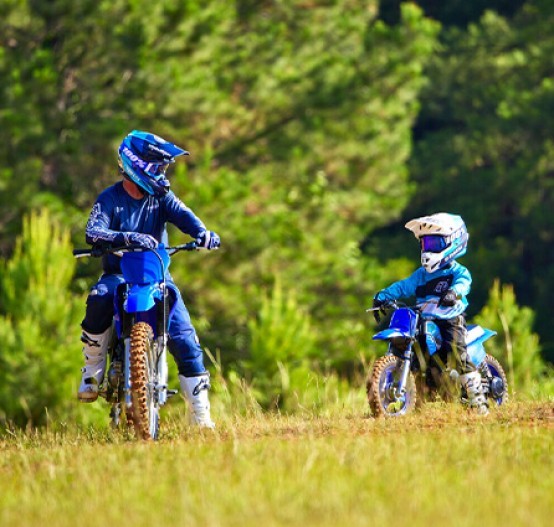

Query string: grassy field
1 401 552 527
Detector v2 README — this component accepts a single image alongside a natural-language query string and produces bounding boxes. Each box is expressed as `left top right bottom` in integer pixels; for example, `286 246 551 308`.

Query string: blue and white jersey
375 262 472 319
86 181 205 273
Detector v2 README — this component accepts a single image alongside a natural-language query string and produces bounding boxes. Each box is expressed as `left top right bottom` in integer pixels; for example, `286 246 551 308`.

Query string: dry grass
0 402 552 527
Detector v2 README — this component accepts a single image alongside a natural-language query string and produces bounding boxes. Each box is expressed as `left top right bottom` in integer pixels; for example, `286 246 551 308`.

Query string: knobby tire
483 353 509 405
367 355 417 417
130 322 157 440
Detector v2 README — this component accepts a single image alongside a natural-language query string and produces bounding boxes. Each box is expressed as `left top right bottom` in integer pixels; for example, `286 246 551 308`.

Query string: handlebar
167 242 199 255
366 300 403 313
72 242 199 259
366 299 442 313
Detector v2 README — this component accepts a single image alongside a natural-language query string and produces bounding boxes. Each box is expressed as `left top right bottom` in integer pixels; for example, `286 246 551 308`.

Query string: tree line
1 1 552 425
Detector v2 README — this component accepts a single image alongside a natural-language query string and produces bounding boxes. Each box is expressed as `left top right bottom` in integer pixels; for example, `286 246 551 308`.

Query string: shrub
0 210 84 426
474 280 549 397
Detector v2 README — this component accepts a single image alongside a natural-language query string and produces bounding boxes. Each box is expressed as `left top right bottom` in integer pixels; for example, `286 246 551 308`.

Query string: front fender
373 307 418 341
124 283 163 313
373 328 411 341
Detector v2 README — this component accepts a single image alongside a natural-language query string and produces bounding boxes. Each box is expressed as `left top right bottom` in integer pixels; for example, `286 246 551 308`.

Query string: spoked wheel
129 322 160 440
481 354 509 407
367 355 417 417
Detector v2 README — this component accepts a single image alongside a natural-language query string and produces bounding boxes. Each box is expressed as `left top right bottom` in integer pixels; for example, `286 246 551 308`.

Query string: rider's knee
82 289 114 334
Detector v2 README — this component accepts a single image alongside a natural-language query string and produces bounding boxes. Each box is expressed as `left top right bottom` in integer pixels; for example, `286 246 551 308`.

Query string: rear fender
466 324 497 347
466 325 496 367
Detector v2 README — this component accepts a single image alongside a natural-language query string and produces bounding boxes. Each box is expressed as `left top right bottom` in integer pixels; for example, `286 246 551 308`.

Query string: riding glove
127 232 158 249
372 295 387 323
196 230 221 250
439 289 458 307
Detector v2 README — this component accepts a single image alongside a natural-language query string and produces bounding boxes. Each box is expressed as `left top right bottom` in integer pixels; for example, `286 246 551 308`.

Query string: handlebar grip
169 242 198 253
72 249 92 258
73 245 138 258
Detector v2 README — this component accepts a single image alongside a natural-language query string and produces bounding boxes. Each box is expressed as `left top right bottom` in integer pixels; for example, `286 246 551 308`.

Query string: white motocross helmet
405 213 469 273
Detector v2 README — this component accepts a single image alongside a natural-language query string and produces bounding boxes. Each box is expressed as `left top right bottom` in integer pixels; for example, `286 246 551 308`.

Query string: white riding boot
179 374 215 429
78 329 110 402
460 371 489 416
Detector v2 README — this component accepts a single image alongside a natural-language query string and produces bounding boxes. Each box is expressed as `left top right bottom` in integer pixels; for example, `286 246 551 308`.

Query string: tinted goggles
145 163 169 177
420 235 448 253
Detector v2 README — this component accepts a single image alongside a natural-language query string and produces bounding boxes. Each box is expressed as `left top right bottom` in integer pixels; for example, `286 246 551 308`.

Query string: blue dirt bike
366 300 508 417
73 242 198 439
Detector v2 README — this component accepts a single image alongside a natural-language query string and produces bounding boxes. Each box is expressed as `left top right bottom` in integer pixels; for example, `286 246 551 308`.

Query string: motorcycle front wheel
129 322 160 440
367 355 417 417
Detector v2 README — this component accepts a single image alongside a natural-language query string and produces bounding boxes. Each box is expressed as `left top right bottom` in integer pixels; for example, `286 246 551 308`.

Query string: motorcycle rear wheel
367 355 417 417
482 354 509 406
129 322 159 440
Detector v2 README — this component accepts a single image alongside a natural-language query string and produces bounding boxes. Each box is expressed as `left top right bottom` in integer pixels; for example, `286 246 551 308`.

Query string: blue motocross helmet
117 130 189 196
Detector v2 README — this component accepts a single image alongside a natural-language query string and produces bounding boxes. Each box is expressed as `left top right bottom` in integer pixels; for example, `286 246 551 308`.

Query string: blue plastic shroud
373 307 417 340
424 321 442 356
120 246 170 285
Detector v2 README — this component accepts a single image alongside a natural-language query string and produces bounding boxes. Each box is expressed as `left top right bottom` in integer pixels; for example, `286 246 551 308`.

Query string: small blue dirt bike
366 300 508 417
73 242 197 439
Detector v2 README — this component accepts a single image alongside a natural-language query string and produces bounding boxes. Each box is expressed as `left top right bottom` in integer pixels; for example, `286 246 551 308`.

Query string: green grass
1 402 552 527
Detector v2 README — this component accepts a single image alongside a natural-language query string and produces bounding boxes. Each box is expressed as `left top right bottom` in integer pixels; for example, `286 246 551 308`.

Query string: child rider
372 213 489 415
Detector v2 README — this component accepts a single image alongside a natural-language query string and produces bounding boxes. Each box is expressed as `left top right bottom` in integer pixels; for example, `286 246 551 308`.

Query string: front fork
123 334 170 408
105 336 131 428
394 349 413 398
118 283 173 418
156 335 169 406
124 336 132 412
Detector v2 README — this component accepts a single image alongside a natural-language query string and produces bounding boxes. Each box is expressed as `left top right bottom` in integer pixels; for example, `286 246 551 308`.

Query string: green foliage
240 277 368 413
0 0 156 245
379 0 527 28
244 277 316 408
2 0 553 425
402 1 554 360
2 0 439 374
162 1 440 368
274 362 364 414
0 210 83 426
474 280 549 396
248 277 316 372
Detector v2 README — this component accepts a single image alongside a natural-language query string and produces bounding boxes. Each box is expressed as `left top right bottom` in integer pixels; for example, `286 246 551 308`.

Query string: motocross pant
433 315 475 374
81 273 207 377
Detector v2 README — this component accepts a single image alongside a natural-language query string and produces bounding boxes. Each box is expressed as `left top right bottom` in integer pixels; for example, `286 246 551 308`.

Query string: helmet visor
421 235 448 253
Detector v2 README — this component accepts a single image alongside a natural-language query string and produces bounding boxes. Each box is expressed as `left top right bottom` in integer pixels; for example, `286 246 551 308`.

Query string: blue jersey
375 262 472 319
85 181 205 273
